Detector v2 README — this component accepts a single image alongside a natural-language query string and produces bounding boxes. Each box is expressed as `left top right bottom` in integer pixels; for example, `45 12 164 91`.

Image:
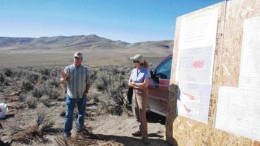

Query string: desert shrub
21 79 34 91
45 87 60 99
12 105 55 143
39 67 50 76
9 68 26 79
39 79 61 99
108 75 128 110
93 65 132 115
4 81 10 86
36 105 55 132
110 67 120 75
95 78 107 91
89 69 97 84
40 95 52 107
36 104 46 126
107 82 124 106
32 86 45 98
87 91 99 102
46 78 59 88
41 75 48 81
40 120 55 133
3 68 12 77
18 93 27 102
110 105 123 116
95 71 109 91
117 66 127 75
50 66 61 77
0 72 5 83
25 95 38 108
26 71 41 83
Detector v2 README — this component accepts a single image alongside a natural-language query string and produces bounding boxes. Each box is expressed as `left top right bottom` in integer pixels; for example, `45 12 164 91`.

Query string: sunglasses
74 57 81 60
133 61 140 63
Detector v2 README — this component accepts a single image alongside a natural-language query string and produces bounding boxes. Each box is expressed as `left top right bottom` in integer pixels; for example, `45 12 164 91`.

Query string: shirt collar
136 66 144 72
73 63 82 68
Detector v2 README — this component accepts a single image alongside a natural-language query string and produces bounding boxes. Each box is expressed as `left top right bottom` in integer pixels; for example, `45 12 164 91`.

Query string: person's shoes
142 138 150 145
132 130 141 137
75 129 83 136
76 128 83 133
64 133 71 139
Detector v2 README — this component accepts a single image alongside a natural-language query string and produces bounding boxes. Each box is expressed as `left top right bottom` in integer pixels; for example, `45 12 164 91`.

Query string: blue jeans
64 95 87 136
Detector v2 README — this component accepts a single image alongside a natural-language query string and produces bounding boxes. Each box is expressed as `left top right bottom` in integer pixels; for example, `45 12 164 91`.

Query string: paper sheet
239 16 260 88
216 16 260 142
216 87 260 142
178 82 211 124
175 8 219 123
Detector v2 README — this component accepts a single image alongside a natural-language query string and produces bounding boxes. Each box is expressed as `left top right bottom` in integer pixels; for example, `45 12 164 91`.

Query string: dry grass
25 95 38 108
11 105 55 144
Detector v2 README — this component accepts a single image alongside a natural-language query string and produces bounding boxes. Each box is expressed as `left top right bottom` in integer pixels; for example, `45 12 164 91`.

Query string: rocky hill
0 35 173 51
0 35 173 66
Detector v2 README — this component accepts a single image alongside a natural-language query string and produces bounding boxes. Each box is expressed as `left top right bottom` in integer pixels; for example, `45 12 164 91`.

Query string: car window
155 57 172 79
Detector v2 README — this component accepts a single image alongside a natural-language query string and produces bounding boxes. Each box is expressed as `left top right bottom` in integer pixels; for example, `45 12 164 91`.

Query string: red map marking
192 60 204 68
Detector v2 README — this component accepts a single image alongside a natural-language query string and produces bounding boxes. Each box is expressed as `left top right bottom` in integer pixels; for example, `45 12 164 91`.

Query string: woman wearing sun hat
128 54 151 145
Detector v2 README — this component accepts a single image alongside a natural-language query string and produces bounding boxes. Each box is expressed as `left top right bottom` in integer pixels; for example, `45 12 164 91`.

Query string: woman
128 54 151 145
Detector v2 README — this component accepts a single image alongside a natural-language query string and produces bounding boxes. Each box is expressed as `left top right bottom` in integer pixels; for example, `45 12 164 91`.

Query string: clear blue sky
0 0 222 43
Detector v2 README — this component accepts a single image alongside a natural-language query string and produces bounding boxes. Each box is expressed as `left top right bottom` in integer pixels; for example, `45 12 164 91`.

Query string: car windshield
155 57 172 79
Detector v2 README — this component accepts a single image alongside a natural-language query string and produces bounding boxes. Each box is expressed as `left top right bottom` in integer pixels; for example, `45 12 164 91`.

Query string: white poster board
239 16 260 88
175 8 219 124
216 87 260 142
178 8 219 50
216 16 260 142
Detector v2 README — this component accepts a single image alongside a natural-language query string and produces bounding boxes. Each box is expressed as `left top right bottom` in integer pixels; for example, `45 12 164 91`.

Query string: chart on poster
176 46 214 84
178 82 211 124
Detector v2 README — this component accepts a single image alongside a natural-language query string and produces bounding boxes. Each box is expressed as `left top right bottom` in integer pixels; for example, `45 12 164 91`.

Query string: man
60 52 91 138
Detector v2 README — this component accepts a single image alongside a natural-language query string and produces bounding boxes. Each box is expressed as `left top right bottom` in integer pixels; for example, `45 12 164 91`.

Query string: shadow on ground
94 134 172 146
146 111 166 125
63 126 173 146
0 114 15 120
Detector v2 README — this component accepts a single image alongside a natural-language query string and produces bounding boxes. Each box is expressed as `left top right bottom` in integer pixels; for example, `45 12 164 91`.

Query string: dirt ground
86 112 169 146
0 92 171 146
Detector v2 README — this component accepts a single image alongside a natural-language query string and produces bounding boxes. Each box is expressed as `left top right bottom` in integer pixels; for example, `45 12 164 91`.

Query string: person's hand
131 81 136 85
60 71 68 79
83 90 88 96
60 71 68 84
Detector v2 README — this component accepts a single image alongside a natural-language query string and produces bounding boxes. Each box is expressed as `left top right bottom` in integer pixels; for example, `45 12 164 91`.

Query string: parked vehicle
128 54 172 116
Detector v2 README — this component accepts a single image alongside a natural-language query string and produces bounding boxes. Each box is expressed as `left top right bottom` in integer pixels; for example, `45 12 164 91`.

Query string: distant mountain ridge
0 35 173 51
0 37 34 47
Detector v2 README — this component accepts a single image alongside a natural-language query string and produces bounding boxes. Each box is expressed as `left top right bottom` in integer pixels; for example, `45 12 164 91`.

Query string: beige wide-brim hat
74 52 83 58
130 54 144 63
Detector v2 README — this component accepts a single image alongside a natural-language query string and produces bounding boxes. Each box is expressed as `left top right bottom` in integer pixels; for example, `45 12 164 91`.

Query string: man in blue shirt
60 52 91 138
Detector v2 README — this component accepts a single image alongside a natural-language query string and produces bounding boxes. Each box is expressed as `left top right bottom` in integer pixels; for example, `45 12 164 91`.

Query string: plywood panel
166 0 260 145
